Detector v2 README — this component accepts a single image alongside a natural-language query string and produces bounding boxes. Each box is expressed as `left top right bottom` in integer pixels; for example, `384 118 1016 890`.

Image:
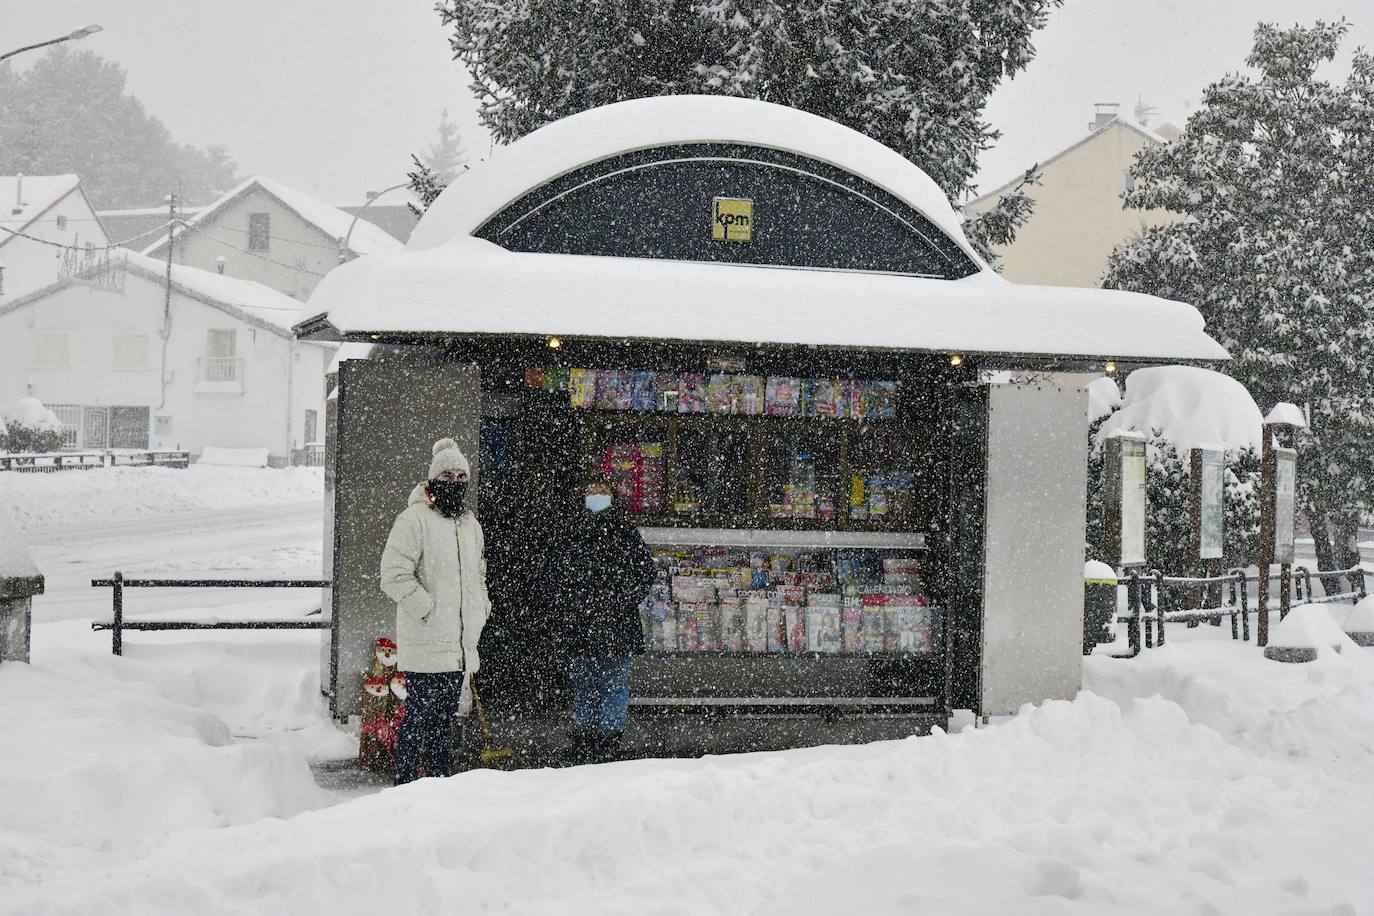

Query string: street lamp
0 25 103 63
338 181 410 264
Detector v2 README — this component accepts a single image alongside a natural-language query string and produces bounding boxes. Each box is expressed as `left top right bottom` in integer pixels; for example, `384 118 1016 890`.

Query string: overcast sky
5 1 1372 206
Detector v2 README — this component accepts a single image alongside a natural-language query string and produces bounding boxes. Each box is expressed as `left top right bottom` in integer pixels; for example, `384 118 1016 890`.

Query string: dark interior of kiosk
457 336 980 752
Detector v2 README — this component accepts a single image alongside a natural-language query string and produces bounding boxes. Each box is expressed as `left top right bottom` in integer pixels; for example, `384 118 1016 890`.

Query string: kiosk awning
296 237 1228 363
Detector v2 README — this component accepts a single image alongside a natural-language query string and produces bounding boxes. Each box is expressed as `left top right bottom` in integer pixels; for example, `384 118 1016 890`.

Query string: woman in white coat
380 437 491 784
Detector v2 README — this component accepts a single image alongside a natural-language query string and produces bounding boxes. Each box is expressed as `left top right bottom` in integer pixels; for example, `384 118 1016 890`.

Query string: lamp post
338 182 410 264
1 25 103 63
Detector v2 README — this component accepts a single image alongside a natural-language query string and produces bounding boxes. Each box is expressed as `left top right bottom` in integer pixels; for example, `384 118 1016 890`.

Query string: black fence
1 449 190 472
90 571 331 655
1110 564 1366 657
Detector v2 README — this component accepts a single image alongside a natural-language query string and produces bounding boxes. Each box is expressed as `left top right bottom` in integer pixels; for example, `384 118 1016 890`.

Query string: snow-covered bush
0 396 66 454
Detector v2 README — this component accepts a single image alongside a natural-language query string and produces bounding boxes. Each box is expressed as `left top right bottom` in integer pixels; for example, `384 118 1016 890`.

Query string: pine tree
429 0 1061 253
1102 21 1374 579
423 108 467 185
0 47 238 209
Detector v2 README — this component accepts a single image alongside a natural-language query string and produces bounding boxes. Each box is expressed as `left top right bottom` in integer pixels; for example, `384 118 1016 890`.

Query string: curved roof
409 95 984 265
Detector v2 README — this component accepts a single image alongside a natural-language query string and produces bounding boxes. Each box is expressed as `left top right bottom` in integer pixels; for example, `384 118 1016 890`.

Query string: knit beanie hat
428 437 471 478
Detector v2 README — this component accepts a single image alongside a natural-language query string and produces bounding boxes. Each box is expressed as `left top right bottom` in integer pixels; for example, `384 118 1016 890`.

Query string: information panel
1274 447 1297 564
1199 449 1225 560
1120 437 1147 567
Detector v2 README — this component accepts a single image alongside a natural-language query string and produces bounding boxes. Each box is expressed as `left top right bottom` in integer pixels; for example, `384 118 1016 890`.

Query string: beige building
966 106 1181 288
142 176 401 300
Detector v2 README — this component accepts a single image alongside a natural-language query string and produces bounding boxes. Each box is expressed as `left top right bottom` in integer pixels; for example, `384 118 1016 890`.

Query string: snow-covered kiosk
296 96 1225 757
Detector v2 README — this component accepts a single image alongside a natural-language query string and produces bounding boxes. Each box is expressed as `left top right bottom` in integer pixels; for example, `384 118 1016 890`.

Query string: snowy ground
3 467 1373 915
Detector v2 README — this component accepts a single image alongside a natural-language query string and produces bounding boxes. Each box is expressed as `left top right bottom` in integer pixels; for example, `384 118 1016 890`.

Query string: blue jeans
394 670 463 785
569 655 632 734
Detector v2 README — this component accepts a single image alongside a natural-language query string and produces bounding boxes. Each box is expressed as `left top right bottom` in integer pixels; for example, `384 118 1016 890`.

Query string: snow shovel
471 683 513 764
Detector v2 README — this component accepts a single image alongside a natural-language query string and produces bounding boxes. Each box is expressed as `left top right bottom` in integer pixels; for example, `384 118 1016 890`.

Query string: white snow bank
198 446 270 467
0 465 321 530
1342 595 1374 635
0 649 331 867
1087 376 1121 422
2 396 62 432
1267 604 1359 655
8 637 1374 915
1097 366 1261 452
0 505 40 579
304 236 1228 362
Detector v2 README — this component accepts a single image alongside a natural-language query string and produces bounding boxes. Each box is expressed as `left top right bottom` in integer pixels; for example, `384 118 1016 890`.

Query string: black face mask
427 478 468 518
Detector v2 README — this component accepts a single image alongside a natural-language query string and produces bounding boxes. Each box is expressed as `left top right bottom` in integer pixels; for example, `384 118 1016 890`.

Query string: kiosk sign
1274 447 1297 563
712 197 753 241
1199 448 1225 560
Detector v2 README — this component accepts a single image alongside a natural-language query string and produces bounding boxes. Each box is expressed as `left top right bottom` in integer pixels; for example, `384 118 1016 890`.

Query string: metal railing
197 357 243 383
90 571 331 655
0 449 189 472
1110 564 1366 657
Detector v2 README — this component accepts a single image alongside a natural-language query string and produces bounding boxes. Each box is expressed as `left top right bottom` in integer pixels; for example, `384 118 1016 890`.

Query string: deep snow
3 465 1373 915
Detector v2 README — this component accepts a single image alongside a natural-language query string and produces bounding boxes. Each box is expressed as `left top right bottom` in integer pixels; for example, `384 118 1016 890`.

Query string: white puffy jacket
379 482 491 673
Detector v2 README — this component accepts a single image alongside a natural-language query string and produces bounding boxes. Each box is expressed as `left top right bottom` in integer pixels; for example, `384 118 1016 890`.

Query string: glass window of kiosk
846 424 926 531
583 416 670 516
759 423 842 524
672 422 750 522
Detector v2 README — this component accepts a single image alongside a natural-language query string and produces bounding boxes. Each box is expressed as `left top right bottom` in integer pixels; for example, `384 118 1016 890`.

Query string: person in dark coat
548 474 656 763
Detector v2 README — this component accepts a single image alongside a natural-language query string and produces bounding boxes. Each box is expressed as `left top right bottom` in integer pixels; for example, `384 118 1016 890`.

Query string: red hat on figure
363 676 389 698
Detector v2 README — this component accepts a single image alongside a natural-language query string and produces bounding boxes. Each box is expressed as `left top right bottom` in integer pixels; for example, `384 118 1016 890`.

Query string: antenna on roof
1134 95 1158 127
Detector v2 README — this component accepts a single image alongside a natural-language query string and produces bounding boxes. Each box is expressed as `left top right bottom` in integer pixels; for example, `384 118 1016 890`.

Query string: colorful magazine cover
568 367 592 408
678 373 706 413
765 376 800 416
706 373 735 413
736 375 765 415
630 371 658 411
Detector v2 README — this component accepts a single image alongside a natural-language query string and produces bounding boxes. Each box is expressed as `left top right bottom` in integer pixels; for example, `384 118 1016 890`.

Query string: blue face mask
585 493 612 514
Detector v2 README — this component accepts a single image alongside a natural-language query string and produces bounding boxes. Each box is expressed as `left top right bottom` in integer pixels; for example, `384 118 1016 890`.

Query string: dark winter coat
547 506 656 657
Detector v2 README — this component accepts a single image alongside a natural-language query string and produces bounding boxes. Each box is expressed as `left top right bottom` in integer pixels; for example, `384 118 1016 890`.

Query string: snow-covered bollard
0 506 44 664
1262 604 1354 663
1341 596 1374 648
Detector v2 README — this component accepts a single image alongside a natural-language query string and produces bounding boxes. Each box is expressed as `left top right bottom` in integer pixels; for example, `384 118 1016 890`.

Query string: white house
142 175 402 300
0 250 335 464
0 175 110 301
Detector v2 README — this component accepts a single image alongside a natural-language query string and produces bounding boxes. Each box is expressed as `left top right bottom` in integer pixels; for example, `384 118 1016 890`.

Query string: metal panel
326 358 481 717
980 380 1089 716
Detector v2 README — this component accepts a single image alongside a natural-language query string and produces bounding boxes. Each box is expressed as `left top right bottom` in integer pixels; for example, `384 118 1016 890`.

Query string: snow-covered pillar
0 507 43 664
978 372 1093 716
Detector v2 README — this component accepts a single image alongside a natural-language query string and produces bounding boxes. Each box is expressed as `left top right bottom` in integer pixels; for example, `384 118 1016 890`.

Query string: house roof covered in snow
0 174 100 250
0 249 310 339
143 176 402 258
298 97 1226 363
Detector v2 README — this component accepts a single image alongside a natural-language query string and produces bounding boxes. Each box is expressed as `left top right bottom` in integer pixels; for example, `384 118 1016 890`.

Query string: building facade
0 175 110 302
142 176 401 301
965 110 1181 288
0 251 333 463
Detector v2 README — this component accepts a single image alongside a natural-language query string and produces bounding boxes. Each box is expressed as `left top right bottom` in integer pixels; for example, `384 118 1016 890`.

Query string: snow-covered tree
432 0 1061 259
422 108 467 186
0 48 239 209
1102 21 1374 577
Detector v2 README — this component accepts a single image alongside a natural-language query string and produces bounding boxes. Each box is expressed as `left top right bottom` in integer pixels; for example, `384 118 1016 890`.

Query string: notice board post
1257 409 1300 647
1190 447 1226 614
1104 433 1148 646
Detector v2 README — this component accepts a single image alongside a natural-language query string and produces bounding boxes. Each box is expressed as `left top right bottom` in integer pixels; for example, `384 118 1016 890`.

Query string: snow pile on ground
0 646 335 887
5 629 1373 915
0 465 322 529
1097 366 1262 452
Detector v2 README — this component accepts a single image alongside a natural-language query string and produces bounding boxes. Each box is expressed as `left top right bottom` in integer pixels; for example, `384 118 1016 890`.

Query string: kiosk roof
408 95 981 264
297 236 1228 362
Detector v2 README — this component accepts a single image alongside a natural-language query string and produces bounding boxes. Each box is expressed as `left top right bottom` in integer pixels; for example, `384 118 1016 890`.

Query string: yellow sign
712 197 753 242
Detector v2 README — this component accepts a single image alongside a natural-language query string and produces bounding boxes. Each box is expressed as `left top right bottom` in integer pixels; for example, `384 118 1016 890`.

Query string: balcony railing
196 357 244 392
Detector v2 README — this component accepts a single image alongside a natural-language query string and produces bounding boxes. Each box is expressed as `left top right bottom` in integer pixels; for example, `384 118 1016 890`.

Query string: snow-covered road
25 500 324 624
